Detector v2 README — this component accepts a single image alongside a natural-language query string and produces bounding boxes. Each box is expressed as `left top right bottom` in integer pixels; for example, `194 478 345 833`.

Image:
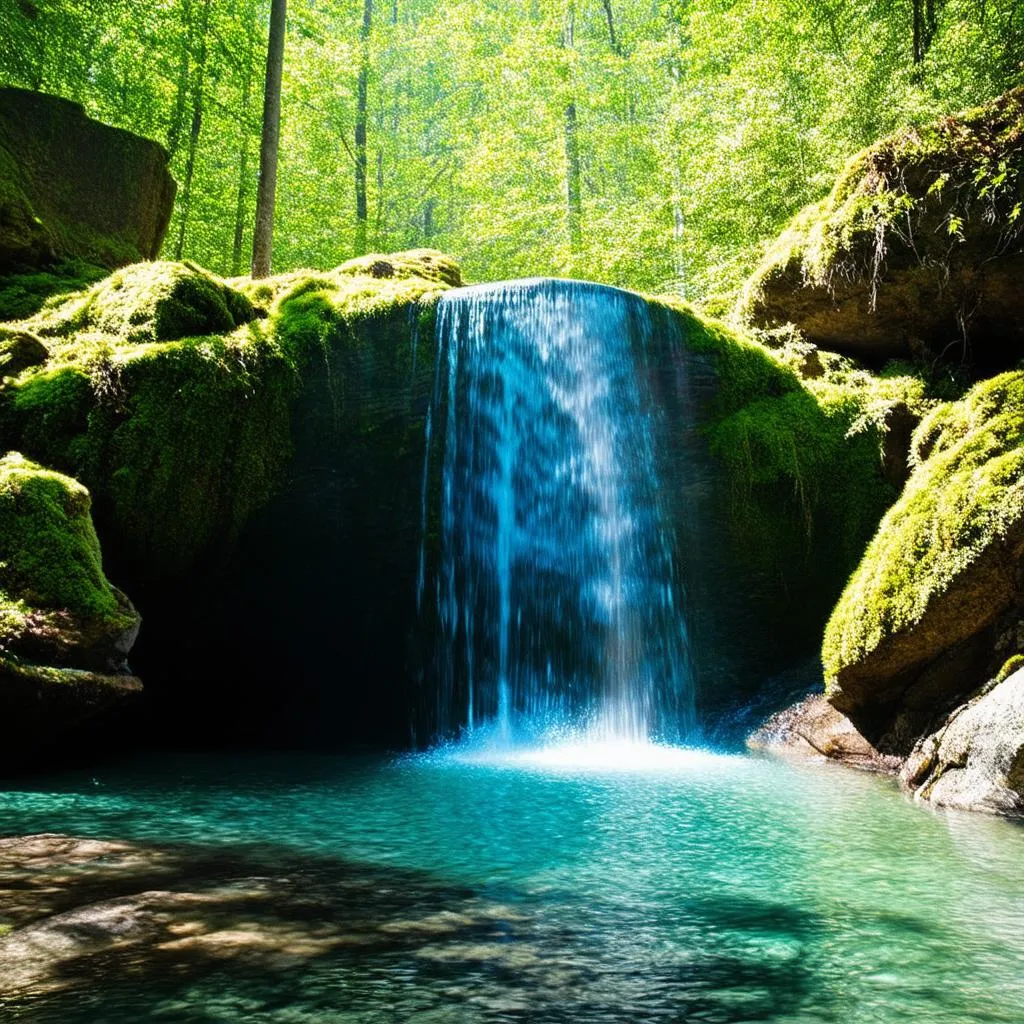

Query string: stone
747 694 901 773
822 371 1024 754
0 87 176 272
901 670 1024 815
742 88 1024 372
0 326 47 376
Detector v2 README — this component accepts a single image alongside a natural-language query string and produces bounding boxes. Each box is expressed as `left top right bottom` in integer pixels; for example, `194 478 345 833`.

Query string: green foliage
823 371 1024 683
2 0 1019 297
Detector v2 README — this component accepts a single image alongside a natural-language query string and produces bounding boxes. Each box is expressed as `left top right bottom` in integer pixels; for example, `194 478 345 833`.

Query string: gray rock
901 669 1024 816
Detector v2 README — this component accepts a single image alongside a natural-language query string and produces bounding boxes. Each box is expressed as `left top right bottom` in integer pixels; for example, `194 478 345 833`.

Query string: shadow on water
0 831 834 1024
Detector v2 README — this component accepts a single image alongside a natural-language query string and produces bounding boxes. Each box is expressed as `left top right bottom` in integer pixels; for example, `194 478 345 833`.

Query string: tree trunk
599 0 621 55
173 0 210 260
167 0 194 161
232 22 257 276
354 0 373 256
375 148 385 238
912 0 941 63
252 0 287 279
562 2 582 260
564 102 582 256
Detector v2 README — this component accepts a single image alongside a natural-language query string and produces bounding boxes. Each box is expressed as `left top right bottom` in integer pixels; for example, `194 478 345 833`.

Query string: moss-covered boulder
0 250 456 751
823 371 1024 751
743 88 1024 371
334 249 463 288
633 300 935 722
0 327 47 377
0 452 141 758
0 452 139 669
0 88 176 273
23 261 255 344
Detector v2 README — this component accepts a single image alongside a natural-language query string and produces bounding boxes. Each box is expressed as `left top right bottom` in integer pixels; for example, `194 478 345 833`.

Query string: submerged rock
742 88 1024 371
0 88 176 273
901 670 1024 816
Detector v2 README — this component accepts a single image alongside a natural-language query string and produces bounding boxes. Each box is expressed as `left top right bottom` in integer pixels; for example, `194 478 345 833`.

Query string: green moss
744 87 1024 315
0 451 114 617
649 297 916 580
335 249 463 288
0 260 107 323
0 253 455 577
997 654 1024 683
25 261 255 344
823 371 1024 683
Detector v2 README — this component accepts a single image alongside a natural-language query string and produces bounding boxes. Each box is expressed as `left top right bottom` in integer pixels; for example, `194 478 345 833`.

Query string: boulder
0 327 47 377
822 371 1024 753
742 88 1024 372
0 452 141 757
901 670 1024 816
28 260 255 343
747 694 900 772
0 88 176 272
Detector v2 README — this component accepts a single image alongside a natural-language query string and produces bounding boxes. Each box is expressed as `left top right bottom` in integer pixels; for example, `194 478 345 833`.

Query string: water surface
1 746 1023 1023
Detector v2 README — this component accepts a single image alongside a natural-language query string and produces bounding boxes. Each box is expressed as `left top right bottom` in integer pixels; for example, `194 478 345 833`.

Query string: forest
2 0 1021 296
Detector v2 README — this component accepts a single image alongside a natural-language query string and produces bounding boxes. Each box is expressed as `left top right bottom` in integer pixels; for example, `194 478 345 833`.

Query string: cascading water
418 279 695 745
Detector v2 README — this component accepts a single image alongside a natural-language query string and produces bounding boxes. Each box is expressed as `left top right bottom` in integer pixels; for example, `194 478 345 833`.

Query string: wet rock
0 832 539 1001
748 694 901 773
901 670 1024 815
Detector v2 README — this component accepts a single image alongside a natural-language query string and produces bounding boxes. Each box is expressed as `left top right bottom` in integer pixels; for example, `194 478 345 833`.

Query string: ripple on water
0 749 1023 1023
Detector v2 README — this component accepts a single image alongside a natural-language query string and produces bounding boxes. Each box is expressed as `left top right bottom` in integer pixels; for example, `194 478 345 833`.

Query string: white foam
438 737 737 774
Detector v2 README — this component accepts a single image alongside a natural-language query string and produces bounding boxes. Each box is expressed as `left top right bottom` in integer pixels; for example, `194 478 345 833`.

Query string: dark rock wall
122 303 437 749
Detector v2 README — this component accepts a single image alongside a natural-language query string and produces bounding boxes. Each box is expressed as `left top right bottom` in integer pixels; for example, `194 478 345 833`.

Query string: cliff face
0 88 176 274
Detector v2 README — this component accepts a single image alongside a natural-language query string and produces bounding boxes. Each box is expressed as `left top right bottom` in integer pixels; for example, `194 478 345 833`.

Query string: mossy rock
651 297 926 586
335 249 463 288
0 451 138 672
0 254 456 581
0 260 110 323
25 261 255 343
742 87 1024 372
0 87 175 273
823 371 1024 748
0 327 47 377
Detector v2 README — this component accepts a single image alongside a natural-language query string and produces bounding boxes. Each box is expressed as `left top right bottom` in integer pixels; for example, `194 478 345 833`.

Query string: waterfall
419 279 695 744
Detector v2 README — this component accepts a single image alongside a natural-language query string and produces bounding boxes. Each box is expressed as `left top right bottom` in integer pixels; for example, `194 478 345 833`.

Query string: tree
251 0 287 279
354 0 374 256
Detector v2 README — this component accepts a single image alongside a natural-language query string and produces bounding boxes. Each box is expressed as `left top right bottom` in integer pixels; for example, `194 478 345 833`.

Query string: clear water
422 280 694 742
2 746 1023 1023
